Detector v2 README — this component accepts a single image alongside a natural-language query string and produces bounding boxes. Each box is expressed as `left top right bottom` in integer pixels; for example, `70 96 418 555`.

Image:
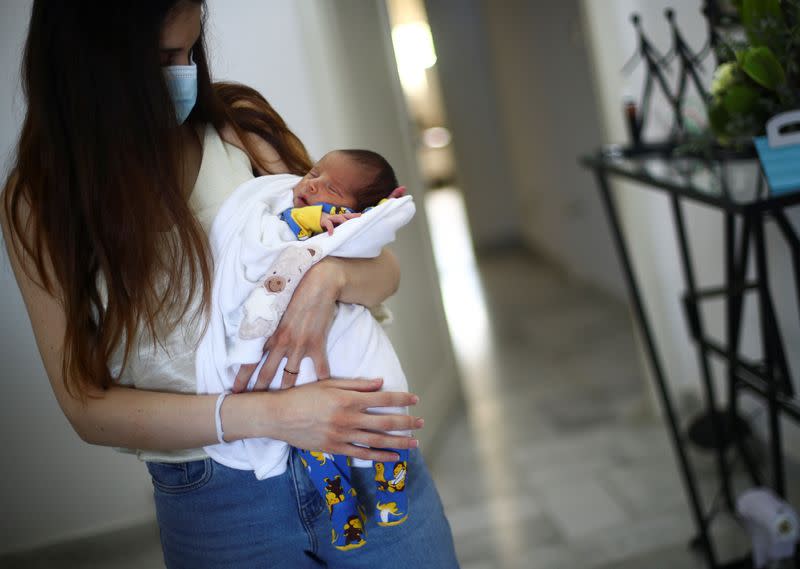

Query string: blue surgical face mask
163 57 198 125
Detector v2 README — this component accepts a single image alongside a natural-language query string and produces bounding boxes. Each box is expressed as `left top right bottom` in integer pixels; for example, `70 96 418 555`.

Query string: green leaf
741 0 782 28
741 0 784 45
722 83 761 114
740 45 786 89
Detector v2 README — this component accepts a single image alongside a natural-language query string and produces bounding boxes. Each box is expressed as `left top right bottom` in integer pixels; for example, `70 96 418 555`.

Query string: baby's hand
320 211 362 235
388 186 407 199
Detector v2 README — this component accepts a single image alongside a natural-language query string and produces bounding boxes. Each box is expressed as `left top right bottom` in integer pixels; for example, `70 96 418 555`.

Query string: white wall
480 0 625 297
423 0 522 250
581 0 800 459
0 0 458 552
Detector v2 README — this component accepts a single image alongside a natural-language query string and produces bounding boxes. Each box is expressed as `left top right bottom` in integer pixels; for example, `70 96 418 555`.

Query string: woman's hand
232 258 344 392
248 378 423 462
232 247 399 392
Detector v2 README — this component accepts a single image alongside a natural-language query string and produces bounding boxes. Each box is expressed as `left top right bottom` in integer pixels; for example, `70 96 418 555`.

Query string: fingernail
411 395 420 404
416 418 424 428
410 439 419 448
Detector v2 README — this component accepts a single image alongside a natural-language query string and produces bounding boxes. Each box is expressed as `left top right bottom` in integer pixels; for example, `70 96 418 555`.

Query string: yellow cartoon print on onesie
375 461 407 492
324 476 346 514
332 507 367 551
376 501 409 526
311 451 334 466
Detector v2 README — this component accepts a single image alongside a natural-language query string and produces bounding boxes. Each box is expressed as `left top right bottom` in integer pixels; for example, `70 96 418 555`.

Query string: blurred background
1 1 799 568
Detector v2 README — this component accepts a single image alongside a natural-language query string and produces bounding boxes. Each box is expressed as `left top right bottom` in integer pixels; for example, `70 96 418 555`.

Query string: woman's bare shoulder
218 122 290 176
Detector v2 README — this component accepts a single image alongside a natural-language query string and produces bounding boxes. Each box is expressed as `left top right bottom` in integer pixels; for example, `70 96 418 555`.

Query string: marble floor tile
426 246 792 568
452 514 563 568
602 461 687 517
536 478 631 541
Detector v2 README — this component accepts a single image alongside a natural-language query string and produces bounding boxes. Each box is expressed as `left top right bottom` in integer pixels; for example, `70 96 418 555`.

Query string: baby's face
292 152 364 210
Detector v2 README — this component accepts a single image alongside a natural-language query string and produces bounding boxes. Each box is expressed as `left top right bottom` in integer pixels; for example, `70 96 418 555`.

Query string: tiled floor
430 249 720 569
3 240 798 568
428 246 799 569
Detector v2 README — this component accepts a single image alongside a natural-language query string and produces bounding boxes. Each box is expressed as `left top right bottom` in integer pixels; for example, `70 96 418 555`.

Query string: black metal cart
581 147 800 569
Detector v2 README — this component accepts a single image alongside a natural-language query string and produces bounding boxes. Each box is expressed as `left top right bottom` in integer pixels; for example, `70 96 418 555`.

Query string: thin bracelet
215 392 229 444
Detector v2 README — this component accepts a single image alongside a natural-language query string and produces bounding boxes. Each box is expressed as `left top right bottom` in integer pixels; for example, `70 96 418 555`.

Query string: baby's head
292 149 398 211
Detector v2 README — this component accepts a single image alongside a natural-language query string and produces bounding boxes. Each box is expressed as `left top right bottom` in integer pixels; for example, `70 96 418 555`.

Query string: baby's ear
388 186 407 199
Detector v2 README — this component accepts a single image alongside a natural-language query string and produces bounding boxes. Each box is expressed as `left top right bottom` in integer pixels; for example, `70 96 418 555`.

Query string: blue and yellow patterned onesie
280 202 409 550
297 450 409 551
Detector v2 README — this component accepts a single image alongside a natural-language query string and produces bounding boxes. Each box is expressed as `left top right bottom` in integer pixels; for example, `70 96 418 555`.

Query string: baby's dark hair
338 149 399 211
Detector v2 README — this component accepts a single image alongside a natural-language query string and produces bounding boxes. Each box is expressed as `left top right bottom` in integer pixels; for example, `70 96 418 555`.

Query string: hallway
428 246 750 569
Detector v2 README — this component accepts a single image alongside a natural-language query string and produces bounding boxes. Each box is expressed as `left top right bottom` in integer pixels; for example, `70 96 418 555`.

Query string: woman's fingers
251 343 332 391
355 389 420 410
330 378 384 392
346 429 420 451
280 352 303 389
336 444 404 463
254 344 284 390
233 362 258 393
359 412 424 433
313 352 331 381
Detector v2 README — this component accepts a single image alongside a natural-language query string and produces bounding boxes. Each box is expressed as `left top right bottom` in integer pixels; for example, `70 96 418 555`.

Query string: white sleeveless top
113 124 254 463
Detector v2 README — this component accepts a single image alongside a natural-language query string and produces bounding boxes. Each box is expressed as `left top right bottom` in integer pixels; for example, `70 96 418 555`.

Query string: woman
1 1 459 567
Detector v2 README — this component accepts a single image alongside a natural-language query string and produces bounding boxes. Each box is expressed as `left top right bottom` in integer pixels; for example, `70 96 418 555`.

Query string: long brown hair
3 1 312 398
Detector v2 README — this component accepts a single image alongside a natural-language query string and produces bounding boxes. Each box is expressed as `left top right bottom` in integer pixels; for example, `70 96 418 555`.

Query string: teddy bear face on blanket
239 245 321 340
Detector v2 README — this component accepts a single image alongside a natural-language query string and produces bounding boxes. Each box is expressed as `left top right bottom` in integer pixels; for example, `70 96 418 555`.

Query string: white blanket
196 173 415 479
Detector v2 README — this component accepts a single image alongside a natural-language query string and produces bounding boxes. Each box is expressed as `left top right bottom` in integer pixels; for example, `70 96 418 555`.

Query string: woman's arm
326 248 400 306
233 249 400 392
1 196 418 461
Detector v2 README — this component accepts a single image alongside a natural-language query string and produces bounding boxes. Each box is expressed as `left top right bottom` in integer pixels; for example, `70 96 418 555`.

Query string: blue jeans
147 448 459 568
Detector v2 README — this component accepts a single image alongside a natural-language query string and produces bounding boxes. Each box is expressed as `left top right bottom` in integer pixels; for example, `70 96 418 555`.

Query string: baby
280 149 405 240
235 149 410 551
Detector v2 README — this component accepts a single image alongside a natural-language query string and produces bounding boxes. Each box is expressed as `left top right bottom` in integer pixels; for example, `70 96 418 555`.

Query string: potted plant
708 0 800 145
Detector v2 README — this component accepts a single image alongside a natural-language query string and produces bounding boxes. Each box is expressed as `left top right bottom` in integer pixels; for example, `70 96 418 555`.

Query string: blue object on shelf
754 111 800 195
